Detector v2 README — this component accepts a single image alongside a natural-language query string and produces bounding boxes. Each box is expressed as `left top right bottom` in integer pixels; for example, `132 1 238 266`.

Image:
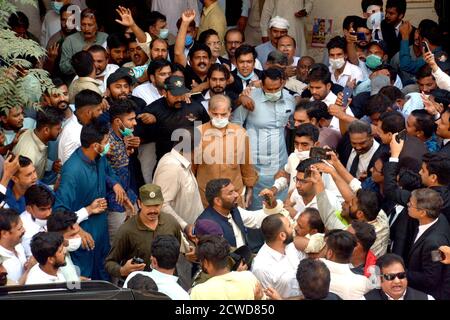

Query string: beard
54 261 67 269
283 232 294 245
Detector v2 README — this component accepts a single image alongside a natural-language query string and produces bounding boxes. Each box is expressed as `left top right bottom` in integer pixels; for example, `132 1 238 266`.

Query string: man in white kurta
260 0 313 57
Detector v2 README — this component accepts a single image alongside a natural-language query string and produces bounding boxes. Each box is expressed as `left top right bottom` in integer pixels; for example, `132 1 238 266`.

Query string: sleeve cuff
273 177 288 192
76 208 89 224
263 199 284 215
349 178 362 193
0 183 7 195
389 157 399 163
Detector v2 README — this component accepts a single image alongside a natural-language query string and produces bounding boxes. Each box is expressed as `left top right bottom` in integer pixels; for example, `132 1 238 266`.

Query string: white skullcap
269 16 290 30
304 233 326 254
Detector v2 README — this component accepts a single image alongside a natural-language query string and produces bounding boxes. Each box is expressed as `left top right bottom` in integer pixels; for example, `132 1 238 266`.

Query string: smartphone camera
422 41 430 53
310 147 332 161
395 130 407 143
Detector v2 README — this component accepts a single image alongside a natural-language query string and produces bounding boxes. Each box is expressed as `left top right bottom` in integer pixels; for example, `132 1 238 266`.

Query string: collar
97 64 117 78
203 1 219 16
136 213 164 231
151 268 179 282
78 77 103 86
444 139 450 146
76 148 97 166
320 90 337 105
110 129 123 142
170 149 191 169
261 243 286 262
418 218 438 233
204 90 212 101
31 130 48 152
353 139 380 158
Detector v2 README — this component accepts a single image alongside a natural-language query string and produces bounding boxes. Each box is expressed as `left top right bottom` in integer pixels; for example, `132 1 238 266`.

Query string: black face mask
0 272 7 286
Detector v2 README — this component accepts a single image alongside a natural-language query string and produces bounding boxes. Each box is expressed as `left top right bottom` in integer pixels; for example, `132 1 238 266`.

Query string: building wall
304 0 438 59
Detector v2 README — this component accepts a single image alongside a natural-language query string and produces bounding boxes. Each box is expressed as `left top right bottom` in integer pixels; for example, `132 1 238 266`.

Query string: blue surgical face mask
365 54 383 70
51 1 64 14
185 34 194 47
98 143 110 157
159 28 169 40
237 71 255 82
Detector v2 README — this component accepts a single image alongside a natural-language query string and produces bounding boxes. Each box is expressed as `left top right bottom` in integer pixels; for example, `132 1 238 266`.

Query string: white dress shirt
0 244 27 283
252 243 304 298
153 149 204 230
311 91 354 132
124 269 190 300
20 211 47 258
321 258 372 300
414 219 439 243
346 140 380 179
132 82 163 105
58 113 82 165
330 62 364 87
290 189 341 220
98 64 120 93
25 264 66 285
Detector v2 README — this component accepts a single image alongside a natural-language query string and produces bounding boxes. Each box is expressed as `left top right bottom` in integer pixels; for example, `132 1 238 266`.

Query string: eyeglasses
382 272 407 281
293 176 310 184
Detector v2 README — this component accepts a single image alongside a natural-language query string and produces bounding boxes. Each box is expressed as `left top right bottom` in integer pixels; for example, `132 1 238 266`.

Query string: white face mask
34 218 47 228
211 117 229 129
67 237 82 252
295 149 310 161
329 58 346 70
367 11 384 30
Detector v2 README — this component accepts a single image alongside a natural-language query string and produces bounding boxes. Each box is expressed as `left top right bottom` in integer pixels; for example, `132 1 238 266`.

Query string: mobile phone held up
431 250 444 262
310 147 331 161
342 86 353 108
422 41 430 54
395 129 407 143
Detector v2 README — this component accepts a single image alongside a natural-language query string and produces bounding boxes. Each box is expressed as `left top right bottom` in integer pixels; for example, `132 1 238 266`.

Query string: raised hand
181 9 196 23
115 6 135 28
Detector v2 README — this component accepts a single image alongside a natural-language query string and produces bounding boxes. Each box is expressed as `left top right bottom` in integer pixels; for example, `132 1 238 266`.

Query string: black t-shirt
144 97 210 159
183 65 207 90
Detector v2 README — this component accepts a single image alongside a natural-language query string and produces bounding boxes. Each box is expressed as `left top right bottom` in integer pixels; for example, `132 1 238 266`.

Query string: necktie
349 153 360 177
374 29 380 41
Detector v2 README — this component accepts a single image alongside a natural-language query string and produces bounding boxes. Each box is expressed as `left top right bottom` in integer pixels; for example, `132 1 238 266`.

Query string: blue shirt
232 88 296 176
400 40 445 74
255 41 276 65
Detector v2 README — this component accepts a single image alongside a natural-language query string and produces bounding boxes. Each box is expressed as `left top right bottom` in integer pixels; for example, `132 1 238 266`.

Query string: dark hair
325 230 357 263
80 123 109 148
35 107 64 131
302 208 325 233
127 274 159 292
25 185 54 207
296 123 319 143
373 64 398 83
376 253 406 272
205 179 232 207
356 189 380 221
151 235 180 269
261 68 285 83
365 94 391 117
144 11 166 30
225 28 245 43
8 11 29 29
379 86 405 102
416 64 434 81
107 33 128 49
80 8 97 20
148 58 172 77
71 51 95 77
18 155 32 169
297 157 323 173
109 99 136 123
351 220 376 253
386 0 407 15
348 120 372 135
207 63 231 80
30 232 64 265
47 210 78 232
188 43 212 59
308 64 332 85
75 89 103 109
418 19 441 46
343 16 360 31
398 168 422 191
306 100 333 121
235 44 257 61
261 214 285 243
354 16 370 30
87 44 107 56
196 235 230 270
297 259 330 300
361 0 383 12
422 153 450 185
327 36 347 53
46 78 67 95
380 111 405 134
410 109 437 139
149 38 168 50
0 208 20 232
60 4 72 16
198 29 219 45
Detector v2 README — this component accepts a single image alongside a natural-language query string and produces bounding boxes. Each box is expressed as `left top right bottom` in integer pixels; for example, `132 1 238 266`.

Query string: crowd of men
1 0 450 300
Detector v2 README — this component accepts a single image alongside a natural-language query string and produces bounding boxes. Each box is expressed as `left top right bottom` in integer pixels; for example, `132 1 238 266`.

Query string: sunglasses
382 272 407 281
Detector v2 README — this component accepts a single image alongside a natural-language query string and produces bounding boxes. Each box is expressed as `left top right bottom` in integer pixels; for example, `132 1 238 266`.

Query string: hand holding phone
422 41 430 54
342 86 353 108
310 147 332 160
431 250 444 262
395 129 407 143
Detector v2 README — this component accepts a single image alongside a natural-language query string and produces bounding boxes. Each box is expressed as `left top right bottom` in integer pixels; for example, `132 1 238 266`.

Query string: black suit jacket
440 142 450 158
381 20 416 59
407 215 450 300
